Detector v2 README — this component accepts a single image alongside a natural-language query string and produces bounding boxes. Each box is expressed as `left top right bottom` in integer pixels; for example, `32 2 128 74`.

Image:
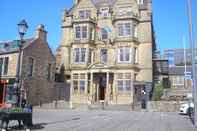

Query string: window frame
28 57 34 77
79 10 91 19
118 23 132 37
116 73 132 94
100 49 108 64
118 47 131 63
101 28 108 40
100 8 109 18
74 25 88 40
73 48 87 64
72 73 86 94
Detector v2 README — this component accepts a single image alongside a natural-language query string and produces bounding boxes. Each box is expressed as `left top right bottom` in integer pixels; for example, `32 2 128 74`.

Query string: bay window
100 49 108 63
75 26 88 39
118 23 132 37
74 48 86 63
118 47 131 63
134 47 138 64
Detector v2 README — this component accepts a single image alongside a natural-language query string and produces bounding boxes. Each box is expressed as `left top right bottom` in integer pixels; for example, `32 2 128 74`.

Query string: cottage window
118 47 131 63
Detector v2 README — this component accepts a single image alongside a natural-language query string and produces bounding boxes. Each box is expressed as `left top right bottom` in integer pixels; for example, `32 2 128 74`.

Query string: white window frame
134 47 138 64
118 47 132 63
138 0 144 5
100 49 108 64
118 6 132 16
118 22 132 37
74 25 88 40
100 8 109 18
73 48 87 64
133 24 138 38
78 10 91 19
0 57 9 76
73 73 86 94
116 73 132 93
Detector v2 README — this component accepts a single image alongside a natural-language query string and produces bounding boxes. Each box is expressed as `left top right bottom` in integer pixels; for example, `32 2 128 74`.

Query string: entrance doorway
99 76 106 100
93 73 106 102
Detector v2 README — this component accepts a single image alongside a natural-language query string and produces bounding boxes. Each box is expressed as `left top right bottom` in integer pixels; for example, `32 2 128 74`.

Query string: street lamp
187 0 197 127
15 19 28 107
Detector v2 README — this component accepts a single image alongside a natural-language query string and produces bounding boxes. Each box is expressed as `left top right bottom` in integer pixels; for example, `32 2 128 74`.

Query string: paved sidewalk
8 109 197 131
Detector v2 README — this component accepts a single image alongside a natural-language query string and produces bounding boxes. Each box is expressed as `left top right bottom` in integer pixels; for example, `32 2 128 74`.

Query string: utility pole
187 0 197 127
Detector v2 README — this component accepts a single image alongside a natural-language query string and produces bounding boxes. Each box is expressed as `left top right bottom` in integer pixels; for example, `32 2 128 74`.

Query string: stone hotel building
57 0 155 107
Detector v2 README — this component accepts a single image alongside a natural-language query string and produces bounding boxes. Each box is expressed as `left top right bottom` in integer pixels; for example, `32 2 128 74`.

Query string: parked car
179 102 194 115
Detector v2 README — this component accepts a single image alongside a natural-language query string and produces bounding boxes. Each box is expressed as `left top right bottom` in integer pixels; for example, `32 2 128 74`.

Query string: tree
153 83 164 101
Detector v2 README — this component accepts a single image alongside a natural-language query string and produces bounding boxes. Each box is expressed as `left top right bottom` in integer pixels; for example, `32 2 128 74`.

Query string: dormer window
79 10 91 19
101 8 109 18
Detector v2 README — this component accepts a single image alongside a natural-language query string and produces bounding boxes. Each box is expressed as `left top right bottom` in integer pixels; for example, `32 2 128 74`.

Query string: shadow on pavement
9 123 46 130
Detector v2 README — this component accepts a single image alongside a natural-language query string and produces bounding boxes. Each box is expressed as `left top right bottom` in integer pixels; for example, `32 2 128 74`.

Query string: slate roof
0 38 34 54
68 0 117 14
169 66 192 75
92 0 117 8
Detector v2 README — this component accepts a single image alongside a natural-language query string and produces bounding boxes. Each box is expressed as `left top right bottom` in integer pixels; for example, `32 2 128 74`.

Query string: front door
99 77 106 100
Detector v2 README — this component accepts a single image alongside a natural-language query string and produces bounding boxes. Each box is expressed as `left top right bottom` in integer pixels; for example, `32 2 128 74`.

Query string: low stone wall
34 100 70 109
147 101 187 112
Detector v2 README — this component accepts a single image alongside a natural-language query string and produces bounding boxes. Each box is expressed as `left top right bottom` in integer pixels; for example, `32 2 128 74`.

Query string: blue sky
0 0 196 54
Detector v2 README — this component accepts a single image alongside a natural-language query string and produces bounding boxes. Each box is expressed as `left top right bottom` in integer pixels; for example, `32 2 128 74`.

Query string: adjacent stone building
0 25 56 105
56 0 155 107
163 48 194 99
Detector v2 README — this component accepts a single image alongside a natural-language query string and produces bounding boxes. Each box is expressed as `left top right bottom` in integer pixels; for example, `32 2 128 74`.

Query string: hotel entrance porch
70 69 136 108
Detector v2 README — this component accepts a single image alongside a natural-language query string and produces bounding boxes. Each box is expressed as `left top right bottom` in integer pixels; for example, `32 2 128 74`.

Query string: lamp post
15 19 28 107
187 0 197 127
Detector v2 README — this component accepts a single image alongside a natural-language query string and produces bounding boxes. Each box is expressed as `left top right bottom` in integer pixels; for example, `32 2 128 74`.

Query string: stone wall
147 101 186 112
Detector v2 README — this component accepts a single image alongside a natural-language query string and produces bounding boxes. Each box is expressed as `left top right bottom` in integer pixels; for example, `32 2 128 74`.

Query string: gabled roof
0 38 34 54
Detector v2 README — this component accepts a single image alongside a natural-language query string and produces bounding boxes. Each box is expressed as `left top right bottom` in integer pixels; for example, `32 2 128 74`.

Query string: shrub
153 83 164 101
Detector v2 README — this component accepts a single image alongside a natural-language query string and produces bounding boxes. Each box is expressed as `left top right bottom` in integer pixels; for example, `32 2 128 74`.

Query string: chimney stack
35 24 47 41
